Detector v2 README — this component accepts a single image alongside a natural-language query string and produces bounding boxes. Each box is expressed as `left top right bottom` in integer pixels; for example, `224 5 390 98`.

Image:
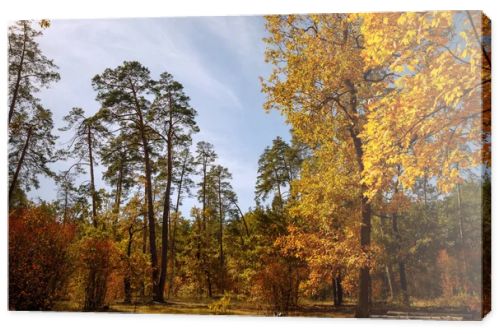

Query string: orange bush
9 206 75 310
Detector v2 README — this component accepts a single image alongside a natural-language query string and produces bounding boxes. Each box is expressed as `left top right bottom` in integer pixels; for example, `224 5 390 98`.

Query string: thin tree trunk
124 226 134 304
392 213 409 305
9 126 32 200
140 192 148 299
273 167 283 208
87 125 98 228
332 273 337 306
335 272 343 306
158 118 173 302
332 269 343 307
113 156 124 226
231 199 249 237
63 189 69 225
8 22 28 125
385 265 394 301
392 181 409 306
201 161 212 297
457 183 468 293
167 157 187 298
217 171 225 293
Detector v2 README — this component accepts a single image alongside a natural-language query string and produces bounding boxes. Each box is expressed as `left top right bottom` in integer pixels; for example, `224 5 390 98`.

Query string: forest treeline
8 12 490 318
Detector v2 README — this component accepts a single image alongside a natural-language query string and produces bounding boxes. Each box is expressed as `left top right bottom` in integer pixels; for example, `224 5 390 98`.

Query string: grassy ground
53 297 476 319
53 297 355 317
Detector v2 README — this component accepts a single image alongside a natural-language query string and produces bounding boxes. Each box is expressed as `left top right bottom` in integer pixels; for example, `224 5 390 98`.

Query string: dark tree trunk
332 269 343 307
9 126 32 200
391 180 409 305
231 199 249 237
62 189 69 224
158 118 174 302
217 171 225 293
124 225 134 304
140 193 148 299
273 167 283 209
113 156 124 226
385 265 395 301
457 183 468 293
205 269 213 298
392 210 409 306
343 79 372 318
352 135 372 317
167 163 185 298
87 125 98 228
336 273 343 306
124 277 132 304
201 162 212 297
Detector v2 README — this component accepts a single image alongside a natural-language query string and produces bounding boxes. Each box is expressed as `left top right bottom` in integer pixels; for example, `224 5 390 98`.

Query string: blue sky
33 16 290 215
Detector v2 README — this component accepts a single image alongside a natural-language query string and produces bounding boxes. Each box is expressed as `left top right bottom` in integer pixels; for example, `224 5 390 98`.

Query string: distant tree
255 136 301 207
100 132 141 227
60 107 109 227
54 169 86 225
206 165 236 293
195 141 217 297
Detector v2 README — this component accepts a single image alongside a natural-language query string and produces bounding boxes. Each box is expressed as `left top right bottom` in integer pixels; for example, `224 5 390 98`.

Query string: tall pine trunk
201 161 212 297
87 125 98 228
113 156 124 226
217 171 225 293
158 118 173 302
167 155 187 298
9 126 33 200
124 226 134 304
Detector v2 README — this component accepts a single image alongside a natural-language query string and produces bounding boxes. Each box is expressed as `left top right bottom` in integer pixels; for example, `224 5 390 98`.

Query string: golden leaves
359 11 489 198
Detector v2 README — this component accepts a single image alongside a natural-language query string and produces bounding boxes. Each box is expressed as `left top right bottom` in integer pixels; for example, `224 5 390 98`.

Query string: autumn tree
262 14 382 317
359 11 491 306
279 139 362 307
